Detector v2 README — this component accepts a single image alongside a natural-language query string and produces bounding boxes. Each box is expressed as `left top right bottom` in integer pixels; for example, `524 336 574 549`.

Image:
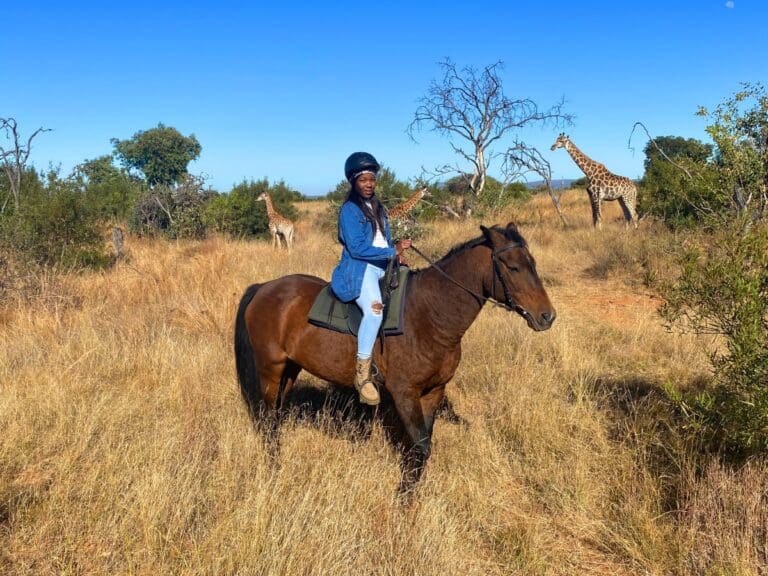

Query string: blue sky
3 1 766 196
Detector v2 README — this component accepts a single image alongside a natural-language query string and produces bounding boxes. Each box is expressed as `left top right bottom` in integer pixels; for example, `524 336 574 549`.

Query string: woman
331 152 411 406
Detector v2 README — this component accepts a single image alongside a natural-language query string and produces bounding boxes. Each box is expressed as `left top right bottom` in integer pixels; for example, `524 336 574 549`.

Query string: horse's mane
427 223 528 269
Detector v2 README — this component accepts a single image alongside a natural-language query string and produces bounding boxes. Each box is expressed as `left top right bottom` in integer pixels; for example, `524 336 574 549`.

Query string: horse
234 222 556 494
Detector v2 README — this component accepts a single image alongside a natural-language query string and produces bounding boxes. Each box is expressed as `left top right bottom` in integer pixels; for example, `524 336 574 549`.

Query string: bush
130 174 215 239
656 85 768 458
203 178 300 239
661 219 768 457
76 155 144 221
476 181 530 213
0 170 110 269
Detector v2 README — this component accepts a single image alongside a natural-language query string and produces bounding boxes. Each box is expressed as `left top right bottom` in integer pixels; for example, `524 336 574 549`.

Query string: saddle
308 265 410 337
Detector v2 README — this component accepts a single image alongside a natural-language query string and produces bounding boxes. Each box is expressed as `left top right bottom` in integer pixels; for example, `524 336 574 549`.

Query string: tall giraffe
551 134 638 229
257 192 295 249
388 187 430 221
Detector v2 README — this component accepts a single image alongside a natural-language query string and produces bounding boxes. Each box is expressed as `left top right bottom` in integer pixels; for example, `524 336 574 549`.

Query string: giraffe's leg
618 197 638 229
627 191 639 228
588 190 602 229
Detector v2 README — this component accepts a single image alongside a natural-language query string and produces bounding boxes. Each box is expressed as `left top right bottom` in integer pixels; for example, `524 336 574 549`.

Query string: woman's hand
395 239 412 255
395 239 412 265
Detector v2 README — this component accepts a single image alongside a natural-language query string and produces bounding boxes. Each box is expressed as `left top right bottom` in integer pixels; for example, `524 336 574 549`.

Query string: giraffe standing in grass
388 187 430 221
257 192 295 249
551 134 638 229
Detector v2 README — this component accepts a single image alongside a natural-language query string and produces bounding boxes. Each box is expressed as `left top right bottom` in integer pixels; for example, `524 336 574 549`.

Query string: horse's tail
235 283 263 418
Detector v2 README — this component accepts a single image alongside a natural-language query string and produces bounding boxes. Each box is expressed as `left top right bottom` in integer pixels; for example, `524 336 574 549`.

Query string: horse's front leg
390 384 444 496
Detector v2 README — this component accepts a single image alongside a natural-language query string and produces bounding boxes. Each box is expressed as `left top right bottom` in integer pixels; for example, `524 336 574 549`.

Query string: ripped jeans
355 263 386 360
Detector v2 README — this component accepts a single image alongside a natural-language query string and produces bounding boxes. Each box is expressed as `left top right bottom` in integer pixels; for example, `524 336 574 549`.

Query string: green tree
75 155 144 221
112 123 201 186
697 82 768 218
639 136 717 227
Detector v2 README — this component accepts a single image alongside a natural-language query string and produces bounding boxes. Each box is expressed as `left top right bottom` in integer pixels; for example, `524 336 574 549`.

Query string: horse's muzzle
521 309 556 331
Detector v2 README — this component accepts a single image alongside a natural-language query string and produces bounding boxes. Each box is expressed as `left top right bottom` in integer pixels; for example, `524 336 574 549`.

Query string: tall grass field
1 192 765 575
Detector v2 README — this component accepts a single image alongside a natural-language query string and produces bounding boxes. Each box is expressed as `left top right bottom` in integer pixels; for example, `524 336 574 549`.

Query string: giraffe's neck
263 195 277 219
393 189 426 215
564 140 603 179
402 189 425 210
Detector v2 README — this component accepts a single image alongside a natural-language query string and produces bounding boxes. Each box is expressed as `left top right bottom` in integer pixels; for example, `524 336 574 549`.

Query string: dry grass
1 192 765 575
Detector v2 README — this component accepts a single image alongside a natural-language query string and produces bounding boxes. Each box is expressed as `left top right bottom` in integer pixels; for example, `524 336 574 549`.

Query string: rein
408 243 525 313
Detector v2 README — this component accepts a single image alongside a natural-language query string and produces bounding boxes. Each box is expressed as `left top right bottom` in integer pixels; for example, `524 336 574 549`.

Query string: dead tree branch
503 141 569 227
408 58 572 197
0 117 51 214
629 121 693 179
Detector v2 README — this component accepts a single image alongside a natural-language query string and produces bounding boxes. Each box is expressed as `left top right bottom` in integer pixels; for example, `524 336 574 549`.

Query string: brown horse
234 222 555 493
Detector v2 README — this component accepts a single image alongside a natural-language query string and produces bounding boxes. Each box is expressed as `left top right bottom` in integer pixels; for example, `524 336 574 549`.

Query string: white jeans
355 263 385 359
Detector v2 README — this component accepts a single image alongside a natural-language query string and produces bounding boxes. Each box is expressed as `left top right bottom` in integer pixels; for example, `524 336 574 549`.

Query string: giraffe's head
256 193 268 202
418 186 431 198
550 133 570 151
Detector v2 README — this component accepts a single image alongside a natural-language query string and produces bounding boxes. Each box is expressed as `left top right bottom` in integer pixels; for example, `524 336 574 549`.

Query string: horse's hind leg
258 361 302 458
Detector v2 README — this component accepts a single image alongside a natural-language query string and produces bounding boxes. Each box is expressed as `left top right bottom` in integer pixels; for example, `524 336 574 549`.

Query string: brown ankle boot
355 358 380 406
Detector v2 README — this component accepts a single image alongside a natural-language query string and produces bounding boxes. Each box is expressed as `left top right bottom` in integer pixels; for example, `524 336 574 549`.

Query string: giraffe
388 187 430 221
257 192 295 249
550 134 638 229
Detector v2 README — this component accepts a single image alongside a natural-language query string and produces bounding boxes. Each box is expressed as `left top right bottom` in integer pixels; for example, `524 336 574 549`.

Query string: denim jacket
330 200 396 302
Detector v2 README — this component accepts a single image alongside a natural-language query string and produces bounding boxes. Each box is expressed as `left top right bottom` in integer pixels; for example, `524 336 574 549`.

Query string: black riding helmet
344 152 380 182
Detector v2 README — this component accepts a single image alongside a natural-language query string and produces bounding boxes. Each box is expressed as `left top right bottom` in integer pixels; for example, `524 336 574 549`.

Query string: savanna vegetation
1 79 767 574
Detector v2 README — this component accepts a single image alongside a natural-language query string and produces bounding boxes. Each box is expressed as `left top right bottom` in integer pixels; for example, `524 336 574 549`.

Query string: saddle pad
308 267 410 336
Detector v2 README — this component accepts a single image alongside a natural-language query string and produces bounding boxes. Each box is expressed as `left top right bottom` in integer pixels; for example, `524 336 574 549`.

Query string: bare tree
408 59 572 198
0 118 51 214
503 140 569 227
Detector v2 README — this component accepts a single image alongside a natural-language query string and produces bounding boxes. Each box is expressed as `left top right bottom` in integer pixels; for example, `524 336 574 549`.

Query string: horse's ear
481 224 505 247
505 222 519 235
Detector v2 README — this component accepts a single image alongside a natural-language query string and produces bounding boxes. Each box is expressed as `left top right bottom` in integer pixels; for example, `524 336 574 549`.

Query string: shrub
0 169 110 269
661 219 768 457
76 155 144 221
130 174 215 239
203 179 300 239
657 85 768 458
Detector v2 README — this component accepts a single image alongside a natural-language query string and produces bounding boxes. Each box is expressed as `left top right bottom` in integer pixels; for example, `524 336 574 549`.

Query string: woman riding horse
331 152 411 406
235 214 555 494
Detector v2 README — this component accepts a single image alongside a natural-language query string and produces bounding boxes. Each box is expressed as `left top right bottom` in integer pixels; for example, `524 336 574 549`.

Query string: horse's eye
506 265 519 273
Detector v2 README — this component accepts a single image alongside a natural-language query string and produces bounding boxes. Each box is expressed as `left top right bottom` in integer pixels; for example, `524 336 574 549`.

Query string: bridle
408 242 528 314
